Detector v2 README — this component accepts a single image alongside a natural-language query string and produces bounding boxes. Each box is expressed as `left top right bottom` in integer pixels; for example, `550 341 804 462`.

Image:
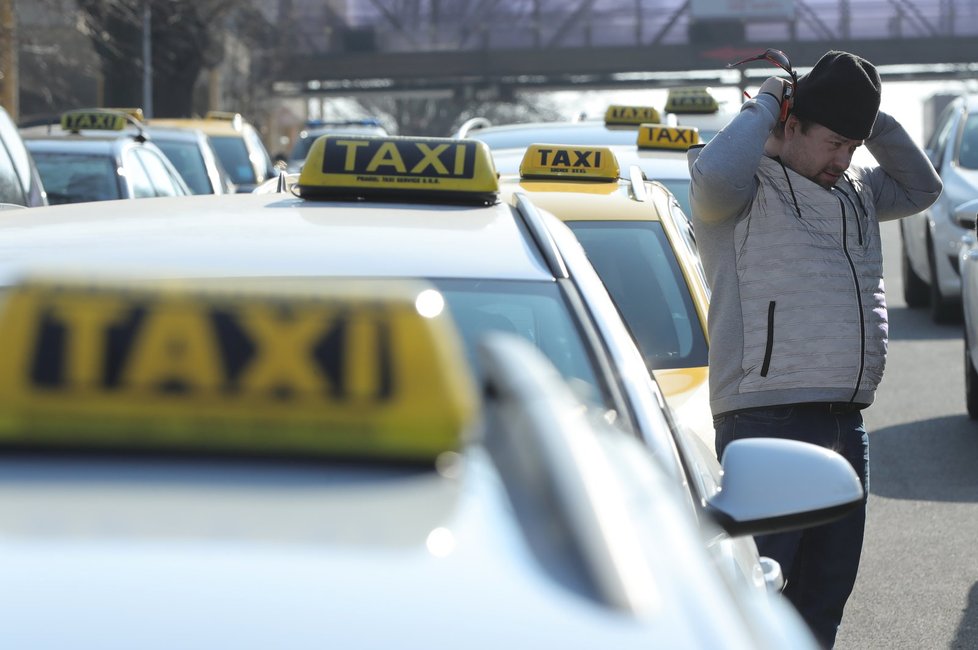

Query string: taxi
0 134 863 634
498 139 712 452
138 124 236 194
20 109 190 205
150 111 275 193
492 120 697 218
0 276 832 648
662 86 736 143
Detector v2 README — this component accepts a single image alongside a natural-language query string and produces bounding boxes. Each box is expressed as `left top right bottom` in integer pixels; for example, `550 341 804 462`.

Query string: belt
796 402 868 414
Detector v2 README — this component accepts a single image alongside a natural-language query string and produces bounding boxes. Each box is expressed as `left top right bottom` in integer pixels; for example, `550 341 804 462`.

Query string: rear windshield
566 221 708 369
209 136 255 185
154 140 212 194
31 152 120 204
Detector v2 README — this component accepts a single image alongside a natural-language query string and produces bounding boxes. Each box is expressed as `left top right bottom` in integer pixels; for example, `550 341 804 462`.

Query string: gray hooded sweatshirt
688 93 942 416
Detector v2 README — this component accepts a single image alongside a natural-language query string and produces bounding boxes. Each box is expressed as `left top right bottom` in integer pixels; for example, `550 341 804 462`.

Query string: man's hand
758 76 792 106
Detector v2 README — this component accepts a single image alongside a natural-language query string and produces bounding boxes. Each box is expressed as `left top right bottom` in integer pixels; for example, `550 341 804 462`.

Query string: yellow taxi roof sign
60 110 130 133
105 107 145 122
0 278 476 463
637 124 700 151
206 111 244 130
298 135 499 204
519 144 619 182
665 88 719 114
604 105 662 126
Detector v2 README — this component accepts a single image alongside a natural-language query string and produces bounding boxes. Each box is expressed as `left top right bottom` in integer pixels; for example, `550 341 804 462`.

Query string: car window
927 102 957 154
433 278 610 410
133 148 183 196
243 126 273 181
31 152 121 204
153 139 212 194
957 113 978 170
566 221 709 370
210 135 256 185
0 108 32 198
657 178 692 218
121 148 156 198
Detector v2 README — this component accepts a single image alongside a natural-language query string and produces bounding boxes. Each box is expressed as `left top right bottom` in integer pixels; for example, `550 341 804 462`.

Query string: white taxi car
21 109 190 204
953 198 978 416
0 275 840 648
0 134 862 647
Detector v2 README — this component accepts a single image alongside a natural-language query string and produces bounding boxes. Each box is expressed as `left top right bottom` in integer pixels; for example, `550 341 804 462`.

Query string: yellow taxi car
0 134 863 646
21 109 190 205
491 114 697 218
497 135 713 455
151 111 275 192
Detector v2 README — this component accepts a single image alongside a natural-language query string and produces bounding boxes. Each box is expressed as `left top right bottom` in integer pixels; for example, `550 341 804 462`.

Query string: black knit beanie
791 50 881 140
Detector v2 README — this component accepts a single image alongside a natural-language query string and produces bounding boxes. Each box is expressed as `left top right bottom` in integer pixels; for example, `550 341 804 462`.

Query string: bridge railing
289 0 978 54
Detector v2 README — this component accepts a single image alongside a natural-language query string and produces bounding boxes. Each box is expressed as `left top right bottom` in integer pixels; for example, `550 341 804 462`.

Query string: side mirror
953 198 978 230
705 438 863 537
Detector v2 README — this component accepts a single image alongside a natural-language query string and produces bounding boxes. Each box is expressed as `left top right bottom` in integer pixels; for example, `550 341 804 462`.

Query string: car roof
149 117 244 136
499 174 662 222
465 120 647 149
492 144 690 180
22 134 128 156
0 194 553 284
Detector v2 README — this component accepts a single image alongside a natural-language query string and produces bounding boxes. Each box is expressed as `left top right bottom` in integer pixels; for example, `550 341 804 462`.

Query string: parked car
901 93 978 322
0 104 47 207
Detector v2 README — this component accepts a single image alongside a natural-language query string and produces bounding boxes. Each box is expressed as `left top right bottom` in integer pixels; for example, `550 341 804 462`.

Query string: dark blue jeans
714 404 869 649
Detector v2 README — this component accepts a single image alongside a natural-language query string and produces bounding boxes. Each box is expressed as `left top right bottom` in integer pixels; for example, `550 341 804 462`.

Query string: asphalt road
835 220 978 650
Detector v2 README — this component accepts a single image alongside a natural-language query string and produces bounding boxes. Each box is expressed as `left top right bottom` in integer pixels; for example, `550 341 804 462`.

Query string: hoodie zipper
837 195 866 403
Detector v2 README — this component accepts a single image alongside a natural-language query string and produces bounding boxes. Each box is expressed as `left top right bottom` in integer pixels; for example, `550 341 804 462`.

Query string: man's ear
783 115 801 139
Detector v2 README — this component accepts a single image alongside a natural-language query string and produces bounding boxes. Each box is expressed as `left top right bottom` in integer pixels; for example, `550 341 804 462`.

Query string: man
687 51 942 647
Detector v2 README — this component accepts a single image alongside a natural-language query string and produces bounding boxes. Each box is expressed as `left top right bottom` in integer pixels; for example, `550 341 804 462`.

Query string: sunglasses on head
727 48 798 122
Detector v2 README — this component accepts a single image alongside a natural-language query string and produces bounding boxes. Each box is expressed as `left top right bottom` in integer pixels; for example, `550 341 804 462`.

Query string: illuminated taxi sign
298 135 499 204
637 124 700 150
665 88 719 114
60 110 129 133
0 279 476 462
604 105 661 126
519 144 619 181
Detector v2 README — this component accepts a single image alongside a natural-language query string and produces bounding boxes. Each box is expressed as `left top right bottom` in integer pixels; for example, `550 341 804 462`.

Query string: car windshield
153 139 212 194
30 152 120 204
209 135 255 185
958 112 978 170
290 126 388 163
432 278 610 410
564 221 708 370
472 124 640 150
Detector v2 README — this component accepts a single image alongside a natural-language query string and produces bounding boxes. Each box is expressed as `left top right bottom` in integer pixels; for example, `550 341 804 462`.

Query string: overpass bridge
274 0 978 99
